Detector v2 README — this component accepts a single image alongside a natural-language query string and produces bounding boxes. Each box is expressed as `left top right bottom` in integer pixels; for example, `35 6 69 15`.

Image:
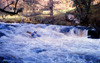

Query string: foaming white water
0 23 100 63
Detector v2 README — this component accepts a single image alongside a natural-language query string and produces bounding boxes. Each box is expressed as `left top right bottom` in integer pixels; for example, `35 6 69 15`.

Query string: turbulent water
0 22 100 63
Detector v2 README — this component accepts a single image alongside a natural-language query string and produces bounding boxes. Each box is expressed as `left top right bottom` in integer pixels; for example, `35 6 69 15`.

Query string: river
0 22 100 63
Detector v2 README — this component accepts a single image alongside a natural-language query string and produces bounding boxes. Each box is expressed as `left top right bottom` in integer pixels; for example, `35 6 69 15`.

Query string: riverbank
0 3 100 26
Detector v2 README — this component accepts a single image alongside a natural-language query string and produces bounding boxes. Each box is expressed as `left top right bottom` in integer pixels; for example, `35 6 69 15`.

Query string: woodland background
0 0 100 26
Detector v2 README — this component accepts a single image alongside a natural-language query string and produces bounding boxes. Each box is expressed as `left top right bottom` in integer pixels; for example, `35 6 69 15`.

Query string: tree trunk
49 0 54 24
14 0 19 13
49 0 53 17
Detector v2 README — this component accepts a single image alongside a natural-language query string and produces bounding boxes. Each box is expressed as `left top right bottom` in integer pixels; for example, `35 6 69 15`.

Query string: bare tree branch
14 0 19 13
0 0 23 15
0 8 18 15
3 1 14 9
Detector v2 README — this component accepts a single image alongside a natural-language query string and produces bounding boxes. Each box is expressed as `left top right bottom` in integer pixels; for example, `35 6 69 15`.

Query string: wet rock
0 32 6 38
76 26 88 30
88 28 100 39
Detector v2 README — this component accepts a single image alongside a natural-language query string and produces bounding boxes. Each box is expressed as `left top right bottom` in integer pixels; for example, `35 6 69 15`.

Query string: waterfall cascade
60 26 88 37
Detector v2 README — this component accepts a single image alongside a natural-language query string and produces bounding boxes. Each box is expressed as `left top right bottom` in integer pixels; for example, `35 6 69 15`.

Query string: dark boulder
65 12 80 25
65 12 74 22
88 28 100 39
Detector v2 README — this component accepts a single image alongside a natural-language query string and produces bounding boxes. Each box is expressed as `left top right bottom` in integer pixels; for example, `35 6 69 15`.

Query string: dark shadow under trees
72 0 94 25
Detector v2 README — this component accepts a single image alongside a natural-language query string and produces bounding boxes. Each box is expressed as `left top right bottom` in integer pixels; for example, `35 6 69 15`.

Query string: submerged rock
69 54 100 63
0 32 6 38
30 48 46 53
60 27 72 33
82 55 100 63
0 57 4 62
0 24 18 30
0 55 23 63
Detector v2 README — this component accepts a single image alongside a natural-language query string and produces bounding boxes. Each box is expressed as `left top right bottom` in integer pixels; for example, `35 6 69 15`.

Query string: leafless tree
0 0 23 15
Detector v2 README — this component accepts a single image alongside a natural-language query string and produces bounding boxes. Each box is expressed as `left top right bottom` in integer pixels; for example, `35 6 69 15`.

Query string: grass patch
0 15 25 20
41 8 75 16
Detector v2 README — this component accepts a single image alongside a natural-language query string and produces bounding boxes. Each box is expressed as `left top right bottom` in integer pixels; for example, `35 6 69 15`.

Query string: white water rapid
0 22 100 63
